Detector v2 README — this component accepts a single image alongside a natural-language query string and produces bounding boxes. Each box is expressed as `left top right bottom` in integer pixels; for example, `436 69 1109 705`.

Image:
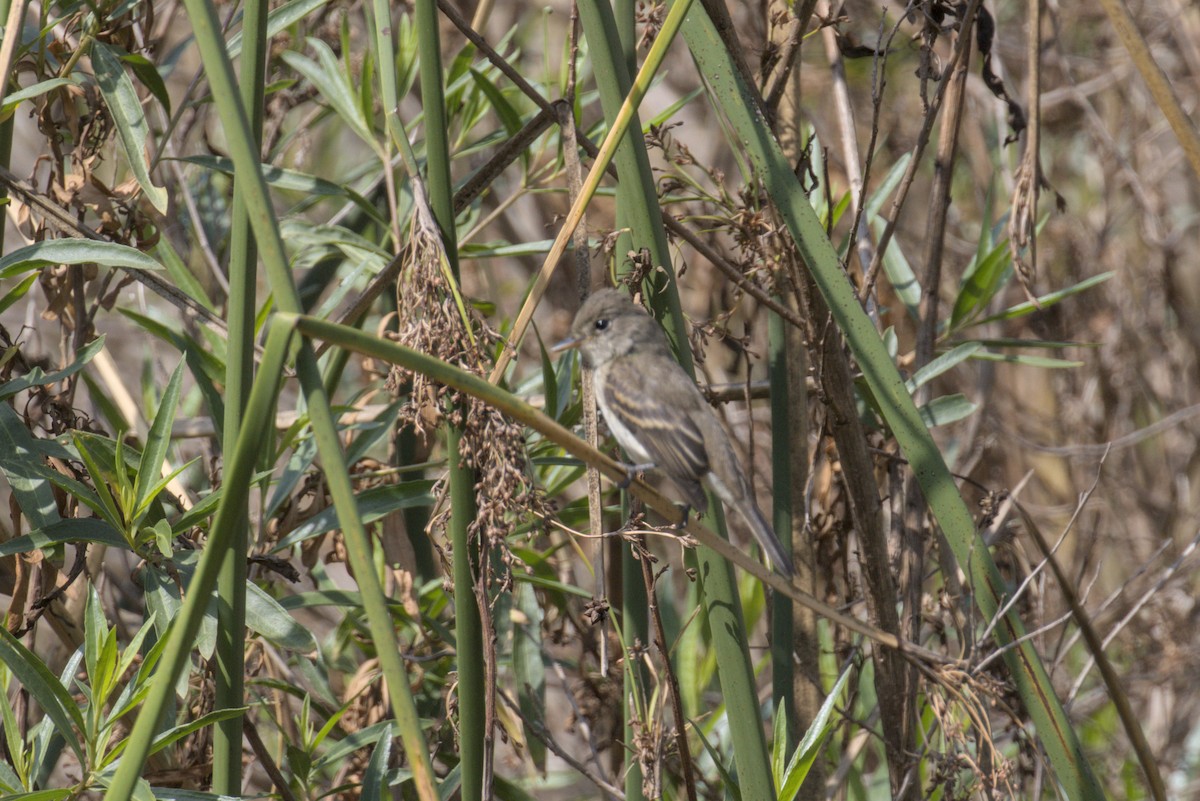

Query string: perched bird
556 288 794 577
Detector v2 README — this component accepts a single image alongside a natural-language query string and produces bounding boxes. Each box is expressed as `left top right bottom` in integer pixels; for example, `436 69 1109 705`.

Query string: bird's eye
594 318 610 332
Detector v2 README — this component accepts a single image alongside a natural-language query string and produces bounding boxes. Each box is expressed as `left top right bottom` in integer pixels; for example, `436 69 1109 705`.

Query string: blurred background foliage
1 0 1199 799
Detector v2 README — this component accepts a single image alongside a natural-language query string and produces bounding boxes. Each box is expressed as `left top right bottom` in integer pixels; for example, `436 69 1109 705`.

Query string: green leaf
536 331 557 424
646 86 703 128
245 582 318 651
130 778 155 801
0 790 74 801
948 238 1011 331
106 616 167 727
865 152 911 219
153 239 215 312
0 404 62 529
311 721 394 773
0 273 39 316
120 53 172 117
134 458 199 523
0 628 86 763
146 789 246 801
95 623 120 708
106 708 247 766
173 483 226 531
84 584 109 702
0 240 162 280
281 40 374 147
0 335 105 401
967 337 1093 349
175 154 348 196
73 433 126 534
0 78 74 119
272 482 436 550
512 581 546 771
969 272 1116 328
151 519 174 558
916 393 979 427
906 341 982 393
0 519 128 557
361 725 392 801
970 351 1085 369
134 360 185 514
90 42 168 212
226 0 329 57
872 216 919 320
777 665 852 800
147 709 248 756
0 663 30 789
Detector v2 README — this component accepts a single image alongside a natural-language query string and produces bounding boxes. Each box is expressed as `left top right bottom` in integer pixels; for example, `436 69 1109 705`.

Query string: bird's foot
673 505 693 531
616 461 656 489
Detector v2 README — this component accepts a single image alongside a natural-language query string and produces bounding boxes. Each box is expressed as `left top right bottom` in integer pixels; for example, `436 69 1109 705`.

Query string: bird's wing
601 355 709 498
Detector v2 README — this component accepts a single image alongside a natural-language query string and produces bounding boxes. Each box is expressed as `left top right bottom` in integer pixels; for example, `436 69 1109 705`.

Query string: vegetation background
0 0 1198 799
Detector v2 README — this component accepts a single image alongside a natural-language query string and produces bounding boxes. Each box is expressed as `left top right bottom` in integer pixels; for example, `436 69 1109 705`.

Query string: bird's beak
552 335 582 354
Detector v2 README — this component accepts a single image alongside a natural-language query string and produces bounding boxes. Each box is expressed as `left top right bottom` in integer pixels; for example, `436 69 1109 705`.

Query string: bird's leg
616 461 656 489
673 504 692 531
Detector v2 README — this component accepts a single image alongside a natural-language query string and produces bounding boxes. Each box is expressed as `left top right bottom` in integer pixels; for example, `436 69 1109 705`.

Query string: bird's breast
593 361 654 464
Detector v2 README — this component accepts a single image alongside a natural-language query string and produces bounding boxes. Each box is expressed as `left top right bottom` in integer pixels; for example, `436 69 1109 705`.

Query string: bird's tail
741 503 795 578
706 472 795 577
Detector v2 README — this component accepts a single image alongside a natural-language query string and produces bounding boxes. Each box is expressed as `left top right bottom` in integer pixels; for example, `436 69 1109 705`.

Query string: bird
555 288 794 577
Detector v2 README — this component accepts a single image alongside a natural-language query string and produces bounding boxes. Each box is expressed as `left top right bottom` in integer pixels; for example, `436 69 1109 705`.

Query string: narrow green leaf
175 154 348 196
948 239 1011 331
0 790 73 801
969 272 1116 328
0 519 128 557
0 758 27 794
872 216 919 319
646 86 703 128
0 240 162 280
0 336 106 401
153 239 216 312
134 360 186 514
0 628 86 763
864 152 911 219
120 53 172 117
777 665 852 800
906 342 983 392
971 351 1085 369
73 433 126 533
513 581 546 771
536 332 558 424
245 581 318 651
361 725 393 801
916 394 979 427
967 337 1092 349
0 274 39 316
106 708 248 765
90 42 169 212
146 790 246 801
0 78 74 118
0 663 30 788
95 625 120 708
281 41 373 146
106 617 169 727
134 458 200 523
272 482 436 551
225 0 330 57
0 404 62 529
173 484 226 532
468 68 523 136
84 585 108 702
